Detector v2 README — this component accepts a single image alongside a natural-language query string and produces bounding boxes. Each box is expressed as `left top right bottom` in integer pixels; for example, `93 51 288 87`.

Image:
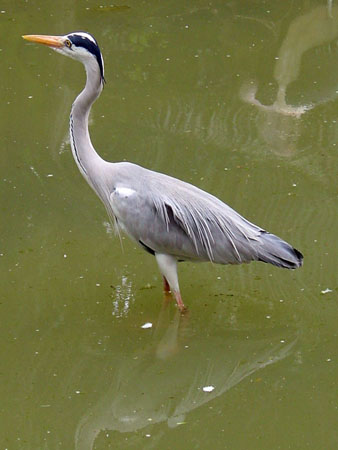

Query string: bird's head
22 31 105 82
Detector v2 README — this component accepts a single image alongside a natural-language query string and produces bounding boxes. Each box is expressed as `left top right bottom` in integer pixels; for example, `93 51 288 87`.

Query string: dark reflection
241 5 338 117
74 303 297 449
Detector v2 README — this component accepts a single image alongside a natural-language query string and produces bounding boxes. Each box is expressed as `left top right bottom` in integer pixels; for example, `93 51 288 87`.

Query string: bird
22 31 303 312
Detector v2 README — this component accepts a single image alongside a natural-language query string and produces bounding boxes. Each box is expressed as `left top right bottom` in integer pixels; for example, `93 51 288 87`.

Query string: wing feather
108 163 263 264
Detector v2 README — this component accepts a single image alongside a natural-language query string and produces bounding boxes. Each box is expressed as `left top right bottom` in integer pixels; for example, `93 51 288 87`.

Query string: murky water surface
1 1 337 448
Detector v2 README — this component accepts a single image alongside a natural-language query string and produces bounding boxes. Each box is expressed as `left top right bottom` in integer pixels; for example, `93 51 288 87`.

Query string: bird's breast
114 186 137 198
109 186 139 239
109 186 137 218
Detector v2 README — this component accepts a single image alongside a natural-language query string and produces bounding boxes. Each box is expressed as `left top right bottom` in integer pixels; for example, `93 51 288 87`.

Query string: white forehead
67 31 96 44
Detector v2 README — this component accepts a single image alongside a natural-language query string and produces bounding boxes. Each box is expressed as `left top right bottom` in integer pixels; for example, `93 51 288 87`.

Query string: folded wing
108 163 303 268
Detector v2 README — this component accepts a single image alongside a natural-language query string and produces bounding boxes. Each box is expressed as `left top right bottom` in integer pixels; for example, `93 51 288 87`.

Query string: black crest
68 32 105 81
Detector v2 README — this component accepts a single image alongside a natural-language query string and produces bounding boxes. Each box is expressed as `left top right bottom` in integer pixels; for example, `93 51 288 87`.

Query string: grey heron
22 32 303 312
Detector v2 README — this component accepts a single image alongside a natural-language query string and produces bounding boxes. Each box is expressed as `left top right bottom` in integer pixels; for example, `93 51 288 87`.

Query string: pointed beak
22 34 64 48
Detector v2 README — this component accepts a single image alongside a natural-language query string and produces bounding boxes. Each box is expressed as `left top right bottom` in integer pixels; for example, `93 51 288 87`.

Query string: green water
1 1 337 449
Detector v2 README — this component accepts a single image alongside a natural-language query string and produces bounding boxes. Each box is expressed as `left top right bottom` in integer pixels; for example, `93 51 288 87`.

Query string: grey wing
108 169 265 264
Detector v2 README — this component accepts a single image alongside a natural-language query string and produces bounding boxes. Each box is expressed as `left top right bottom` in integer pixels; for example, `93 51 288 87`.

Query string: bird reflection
75 306 297 449
241 5 338 117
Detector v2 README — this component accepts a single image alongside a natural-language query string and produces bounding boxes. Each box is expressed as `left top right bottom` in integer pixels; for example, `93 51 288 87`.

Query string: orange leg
162 277 187 312
163 276 171 293
156 254 187 313
173 290 187 313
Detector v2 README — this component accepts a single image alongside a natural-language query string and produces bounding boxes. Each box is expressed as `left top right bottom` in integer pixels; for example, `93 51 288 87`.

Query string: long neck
69 63 105 181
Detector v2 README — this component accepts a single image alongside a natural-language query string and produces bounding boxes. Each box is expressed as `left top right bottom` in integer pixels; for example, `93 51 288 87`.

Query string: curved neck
70 64 104 179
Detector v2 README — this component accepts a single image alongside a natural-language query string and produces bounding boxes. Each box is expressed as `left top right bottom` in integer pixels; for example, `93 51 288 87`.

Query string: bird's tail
256 232 303 269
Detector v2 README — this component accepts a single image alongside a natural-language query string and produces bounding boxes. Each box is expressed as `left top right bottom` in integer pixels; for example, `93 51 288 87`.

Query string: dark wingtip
293 247 304 267
257 235 304 269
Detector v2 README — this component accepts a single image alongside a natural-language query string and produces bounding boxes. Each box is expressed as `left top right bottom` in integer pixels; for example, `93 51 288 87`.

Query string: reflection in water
146 98 258 160
111 276 135 318
241 5 338 117
75 306 297 449
252 109 302 157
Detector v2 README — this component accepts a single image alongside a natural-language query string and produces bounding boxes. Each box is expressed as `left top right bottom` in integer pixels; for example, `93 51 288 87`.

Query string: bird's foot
173 291 188 314
162 276 187 313
179 305 189 315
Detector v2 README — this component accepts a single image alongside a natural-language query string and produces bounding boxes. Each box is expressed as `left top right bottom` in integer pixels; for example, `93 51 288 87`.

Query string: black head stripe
69 33 104 80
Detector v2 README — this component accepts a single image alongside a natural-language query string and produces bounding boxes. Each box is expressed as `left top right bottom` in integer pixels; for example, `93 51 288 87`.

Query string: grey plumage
23 31 303 311
103 162 302 267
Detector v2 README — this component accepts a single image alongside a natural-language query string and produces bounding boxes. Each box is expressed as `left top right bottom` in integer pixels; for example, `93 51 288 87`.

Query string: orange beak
22 34 64 48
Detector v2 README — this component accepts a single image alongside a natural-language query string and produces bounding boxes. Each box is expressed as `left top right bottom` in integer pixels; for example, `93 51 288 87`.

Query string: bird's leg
173 290 187 313
156 253 187 313
162 276 173 309
162 275 174 309
163 276 171 294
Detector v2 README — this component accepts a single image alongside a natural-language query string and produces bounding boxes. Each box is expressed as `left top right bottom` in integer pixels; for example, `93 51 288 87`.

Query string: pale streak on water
111 275 135 318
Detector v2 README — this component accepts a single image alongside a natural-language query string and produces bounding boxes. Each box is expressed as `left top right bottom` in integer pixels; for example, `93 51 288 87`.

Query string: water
1 1 337 448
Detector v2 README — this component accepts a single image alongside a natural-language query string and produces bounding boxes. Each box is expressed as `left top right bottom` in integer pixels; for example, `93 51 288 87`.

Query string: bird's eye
65 39 72 48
